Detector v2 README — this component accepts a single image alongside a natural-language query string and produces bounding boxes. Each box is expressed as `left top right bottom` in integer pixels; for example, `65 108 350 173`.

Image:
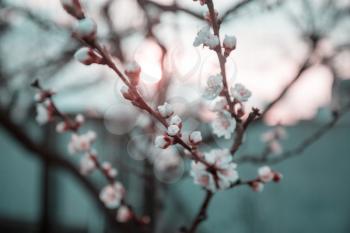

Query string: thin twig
186 190 214 233
237 102 350 164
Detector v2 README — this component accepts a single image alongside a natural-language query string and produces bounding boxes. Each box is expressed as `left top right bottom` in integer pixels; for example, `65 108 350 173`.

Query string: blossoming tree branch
19 0 350 232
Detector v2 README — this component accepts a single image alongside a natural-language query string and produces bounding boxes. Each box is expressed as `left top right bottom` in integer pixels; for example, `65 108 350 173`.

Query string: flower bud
169 115 182 128
116 206 132 223
273 172 283 183
73 18 97 41
74 47 103 65
60 0 84 19
157 102 174 118
56 121 68 133
223 35 236 57
155 135 172 149
102 162 118 178
120 86 135 101
167 125 180 136
250 181 264 192
258 166 274 183
189 131 202 145
124 61 141 86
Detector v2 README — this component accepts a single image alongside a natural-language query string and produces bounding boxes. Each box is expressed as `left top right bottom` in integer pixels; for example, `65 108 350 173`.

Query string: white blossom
157 102 174 118
68 131 96 155
191 149 239 192
116 205 132 223
211 110 236 139
203 74 223 100
169 115 182 126
99 182 125 209
167 125 180 136
258 166 274 183
189 131 202 144
74 18 97 39
80 154 96 175
231 83 251 102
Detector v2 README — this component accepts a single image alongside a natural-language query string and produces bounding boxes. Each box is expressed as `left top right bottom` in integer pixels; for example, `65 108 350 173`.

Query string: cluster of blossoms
49 2 286 230
261 125 287 155
249 166 283 192
191 149 239 192
154 102 203 150
193 20 251 140
33 0 156 224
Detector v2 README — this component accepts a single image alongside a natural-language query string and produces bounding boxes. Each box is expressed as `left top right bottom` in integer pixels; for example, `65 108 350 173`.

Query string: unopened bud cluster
154 102 202 149
249 166 283 192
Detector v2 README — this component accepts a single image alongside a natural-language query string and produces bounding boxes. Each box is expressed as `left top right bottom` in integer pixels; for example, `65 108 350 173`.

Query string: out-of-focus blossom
189 131 202 145
154 152 181 172
34 90 54 102
116 205 132 223
56 121 67 133
102 162 118 178
258 166 274 182
167 125 180 136
35 100 54 125
193 26 220 49
191 149 239 192
35 104 50 125
68 131 96 154
99 182 125 209
74 47 103 65
74 18 97 40
212 98 227 112
80 154 96 175
56 114 84 133
75 114 85 124
203 74 224 100
211 110 236 139
231 83 251 102
157 102 174 118
261 126 287 155
124 61 141 85
250 181 264 192
155 135 172 149
60 0 84 19
269 140 283 155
